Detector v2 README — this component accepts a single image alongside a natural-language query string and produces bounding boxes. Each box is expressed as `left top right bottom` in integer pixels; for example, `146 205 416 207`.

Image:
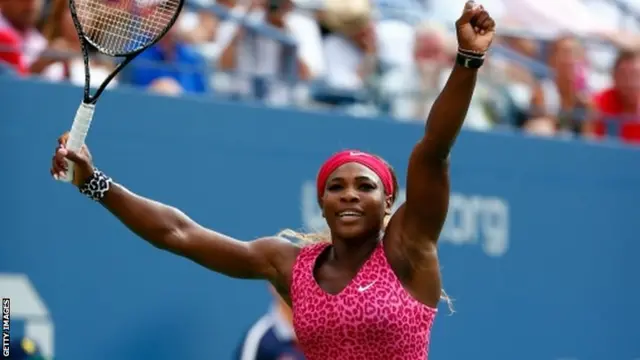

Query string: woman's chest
293 283 432 352
297 266 425 330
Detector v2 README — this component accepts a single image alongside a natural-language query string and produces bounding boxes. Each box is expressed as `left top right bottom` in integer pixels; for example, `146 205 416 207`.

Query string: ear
384 195 393 216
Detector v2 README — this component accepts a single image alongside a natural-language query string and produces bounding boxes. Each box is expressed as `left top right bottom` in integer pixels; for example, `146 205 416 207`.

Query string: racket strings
74 0 181 55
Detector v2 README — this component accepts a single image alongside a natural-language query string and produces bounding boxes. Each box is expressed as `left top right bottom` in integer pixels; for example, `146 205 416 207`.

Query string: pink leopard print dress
290 241 437 360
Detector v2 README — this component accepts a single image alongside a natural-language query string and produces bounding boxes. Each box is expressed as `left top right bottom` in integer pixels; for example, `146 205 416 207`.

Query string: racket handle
60 102 95 183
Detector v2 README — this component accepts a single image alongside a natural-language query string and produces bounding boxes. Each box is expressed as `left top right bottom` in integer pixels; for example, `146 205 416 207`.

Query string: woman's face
320 163 392 242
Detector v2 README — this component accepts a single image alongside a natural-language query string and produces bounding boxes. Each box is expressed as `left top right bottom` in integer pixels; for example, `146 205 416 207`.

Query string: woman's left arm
401 2 496 245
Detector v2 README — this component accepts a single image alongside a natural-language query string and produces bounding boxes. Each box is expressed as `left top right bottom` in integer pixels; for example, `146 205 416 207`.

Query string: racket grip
60 102 95 183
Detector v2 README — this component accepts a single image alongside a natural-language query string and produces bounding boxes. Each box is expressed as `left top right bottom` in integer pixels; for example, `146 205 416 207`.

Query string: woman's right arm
51 135 298 285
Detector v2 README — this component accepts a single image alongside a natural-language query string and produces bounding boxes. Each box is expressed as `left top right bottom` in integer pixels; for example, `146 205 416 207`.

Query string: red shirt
0 27 27 75
592 88 640 144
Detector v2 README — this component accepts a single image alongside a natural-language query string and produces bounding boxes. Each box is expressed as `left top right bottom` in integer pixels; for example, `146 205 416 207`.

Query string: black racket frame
68 0 186 104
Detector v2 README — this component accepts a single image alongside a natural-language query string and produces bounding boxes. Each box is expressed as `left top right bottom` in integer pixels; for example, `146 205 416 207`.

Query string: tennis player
50 2 495 359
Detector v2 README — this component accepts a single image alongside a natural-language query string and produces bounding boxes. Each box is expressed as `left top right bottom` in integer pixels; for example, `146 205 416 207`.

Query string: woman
50 2 495 359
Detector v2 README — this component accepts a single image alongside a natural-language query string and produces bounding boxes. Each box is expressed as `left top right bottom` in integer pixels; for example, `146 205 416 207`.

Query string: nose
339 188 360 203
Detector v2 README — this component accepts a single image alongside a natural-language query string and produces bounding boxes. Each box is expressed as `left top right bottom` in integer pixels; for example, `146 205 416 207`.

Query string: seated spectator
321 1 375 93
526 35 593 135
235 286 303 360
379 21 454 121
217 0 320 105
585 49 640 144
178 0 247 72
178 0 222 45
0 0 47 73
129 26 208 95
38 0 117 88
484 35 539 126
378 21 496 129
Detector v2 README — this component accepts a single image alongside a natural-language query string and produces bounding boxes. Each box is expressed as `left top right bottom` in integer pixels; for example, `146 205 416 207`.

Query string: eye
327 184 343 192
359 183 375 191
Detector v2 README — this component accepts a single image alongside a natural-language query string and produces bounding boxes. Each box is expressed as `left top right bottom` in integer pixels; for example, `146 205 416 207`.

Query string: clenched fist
456 1 496 54
50 132 95 187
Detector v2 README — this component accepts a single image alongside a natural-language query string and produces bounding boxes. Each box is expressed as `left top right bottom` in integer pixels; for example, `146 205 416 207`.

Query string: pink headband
316 150 394 199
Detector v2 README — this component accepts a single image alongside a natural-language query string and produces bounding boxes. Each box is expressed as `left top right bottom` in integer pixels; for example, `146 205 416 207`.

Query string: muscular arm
101 183 297 284
401 64 478 244
396 2 494 253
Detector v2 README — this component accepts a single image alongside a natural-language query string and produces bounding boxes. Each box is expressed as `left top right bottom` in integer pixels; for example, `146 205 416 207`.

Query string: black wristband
456 52 485 69
79 168 112 202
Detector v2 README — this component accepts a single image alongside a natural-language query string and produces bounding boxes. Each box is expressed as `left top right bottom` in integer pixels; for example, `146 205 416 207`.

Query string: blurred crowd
2 0 640 144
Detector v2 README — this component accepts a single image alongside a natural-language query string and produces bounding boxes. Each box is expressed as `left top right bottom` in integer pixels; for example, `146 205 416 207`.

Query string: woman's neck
329 235 380 273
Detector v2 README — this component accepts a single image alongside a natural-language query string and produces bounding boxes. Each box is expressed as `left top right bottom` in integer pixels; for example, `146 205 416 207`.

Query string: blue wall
1 77 640 360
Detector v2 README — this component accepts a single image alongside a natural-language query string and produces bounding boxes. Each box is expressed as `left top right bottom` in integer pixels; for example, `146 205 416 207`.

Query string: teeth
339 211 361 217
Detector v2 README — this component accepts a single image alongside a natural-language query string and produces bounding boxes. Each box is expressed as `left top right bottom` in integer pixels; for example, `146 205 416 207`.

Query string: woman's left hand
455 1 496 54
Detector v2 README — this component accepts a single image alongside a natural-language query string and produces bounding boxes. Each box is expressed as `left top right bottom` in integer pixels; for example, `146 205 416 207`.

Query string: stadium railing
9 3 640 142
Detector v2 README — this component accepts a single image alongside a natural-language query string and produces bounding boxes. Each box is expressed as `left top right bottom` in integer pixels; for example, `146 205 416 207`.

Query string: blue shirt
130 43 207 94
235 305 304 360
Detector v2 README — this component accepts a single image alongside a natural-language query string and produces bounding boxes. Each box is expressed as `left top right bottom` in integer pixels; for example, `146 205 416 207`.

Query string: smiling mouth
337 210 364 220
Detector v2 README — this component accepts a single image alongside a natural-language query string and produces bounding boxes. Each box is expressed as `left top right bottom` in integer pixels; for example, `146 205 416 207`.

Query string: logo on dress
358 280 377 292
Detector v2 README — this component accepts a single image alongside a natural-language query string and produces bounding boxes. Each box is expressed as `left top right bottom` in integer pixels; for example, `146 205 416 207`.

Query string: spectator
484 35 539 127
235 286 303 360
585 49 640 144
38 0 117 88
526 35 593 135
321 0 375 93
378 21 496 129
178 0 246 72
219 0 320 105
0 0 47 73
178 0 222 45
379 21 455 121
129 25 208 96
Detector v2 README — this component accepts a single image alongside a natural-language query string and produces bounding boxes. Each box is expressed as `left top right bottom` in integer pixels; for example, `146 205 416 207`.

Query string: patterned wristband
79 168 112 202
456 52 485 69
458 47 486 57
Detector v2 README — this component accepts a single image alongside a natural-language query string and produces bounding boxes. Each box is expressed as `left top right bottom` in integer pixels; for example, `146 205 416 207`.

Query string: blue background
1 77 640 359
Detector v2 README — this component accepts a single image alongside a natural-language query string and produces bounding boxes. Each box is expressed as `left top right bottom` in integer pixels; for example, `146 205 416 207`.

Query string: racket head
68 0 185 57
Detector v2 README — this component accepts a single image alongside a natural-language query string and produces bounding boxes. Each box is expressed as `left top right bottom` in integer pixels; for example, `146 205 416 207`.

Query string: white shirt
375 19 415 69
41 57 118 89
323 34 364 90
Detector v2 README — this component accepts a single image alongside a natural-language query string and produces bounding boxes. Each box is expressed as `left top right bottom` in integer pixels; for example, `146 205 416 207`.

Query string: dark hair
613 49 640 73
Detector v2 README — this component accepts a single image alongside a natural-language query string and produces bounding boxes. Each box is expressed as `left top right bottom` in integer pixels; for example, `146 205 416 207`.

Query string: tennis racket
58 0 184 183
